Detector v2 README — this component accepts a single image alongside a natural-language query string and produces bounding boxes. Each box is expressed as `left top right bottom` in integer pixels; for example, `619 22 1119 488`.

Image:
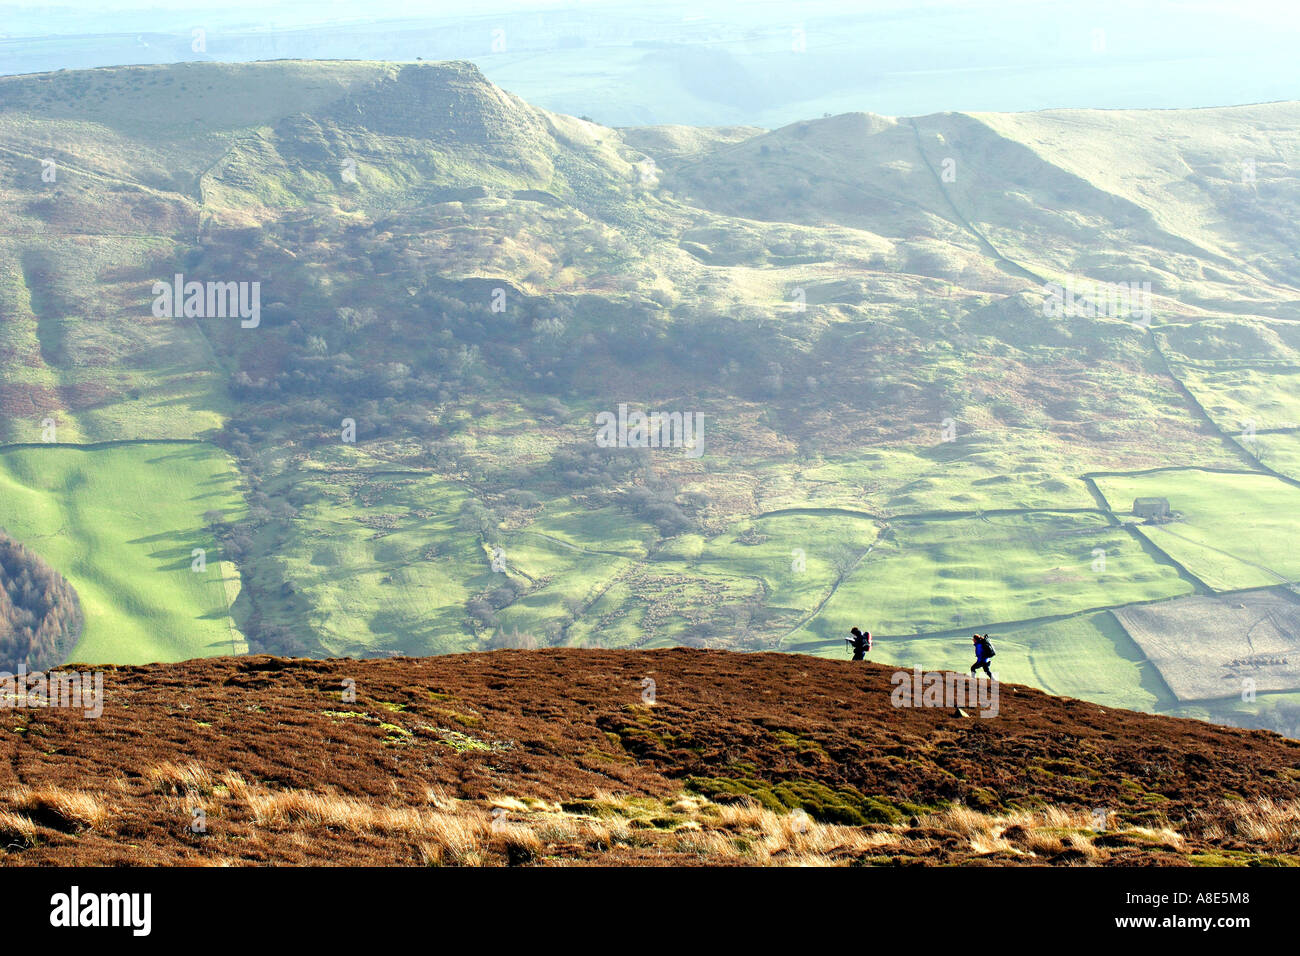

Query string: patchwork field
1093 470 1300 591
0 442 246 664
747 441 1103 518
244 456 666 657
791 511 1192 643
823 609 1175 714
471 510 876 651
1113 590 1300 703
565 560 768 650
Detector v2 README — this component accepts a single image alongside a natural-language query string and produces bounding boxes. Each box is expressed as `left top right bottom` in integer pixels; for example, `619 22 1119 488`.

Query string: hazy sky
3 1 1297 123
8 0 1293 29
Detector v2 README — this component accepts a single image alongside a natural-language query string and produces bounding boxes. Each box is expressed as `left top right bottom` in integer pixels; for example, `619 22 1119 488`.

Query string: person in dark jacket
970 633 995 678
847 627 872 661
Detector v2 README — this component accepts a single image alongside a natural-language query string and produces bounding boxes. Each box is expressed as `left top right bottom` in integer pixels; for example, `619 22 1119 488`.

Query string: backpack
981 636 995 658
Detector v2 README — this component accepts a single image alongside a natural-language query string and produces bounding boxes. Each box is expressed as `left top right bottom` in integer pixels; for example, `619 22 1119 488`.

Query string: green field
561 512 881 650
489 526 643 645
1179 366 1300 435
790 511 1192 641
0 442 246 664
800 609 1174 713
1093 470 1300 591
248 466 480 658
748 441 1100 516
695 513 880 611
244 459 664 657
1242 429 1300 482
0 237 232 445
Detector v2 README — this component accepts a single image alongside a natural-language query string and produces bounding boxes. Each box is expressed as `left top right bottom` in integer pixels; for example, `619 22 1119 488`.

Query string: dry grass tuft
918 804 1174 862
494 823 544 863
6 786 109 831
0 810 38 848
423 785 455 807
1216 797 1300 845
146 761 214 796
419 813 488 865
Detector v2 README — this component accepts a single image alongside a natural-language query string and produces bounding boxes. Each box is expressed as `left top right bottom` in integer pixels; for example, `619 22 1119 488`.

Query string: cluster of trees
464 581 523 631
0 530 83 672
458 499 504 546
548 444 650 489
622 482 697 536
546 443 710 535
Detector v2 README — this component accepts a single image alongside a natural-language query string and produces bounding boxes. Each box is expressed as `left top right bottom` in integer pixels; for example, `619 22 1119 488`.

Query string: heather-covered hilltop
1 650 1298 866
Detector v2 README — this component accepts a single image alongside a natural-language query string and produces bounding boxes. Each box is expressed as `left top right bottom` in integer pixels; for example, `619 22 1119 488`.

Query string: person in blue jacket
970 633 995 677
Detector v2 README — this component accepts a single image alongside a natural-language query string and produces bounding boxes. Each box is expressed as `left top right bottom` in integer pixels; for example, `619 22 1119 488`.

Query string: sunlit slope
975 104 1300 298
0 237 230 444
0 443 247 664
650 103 1300 317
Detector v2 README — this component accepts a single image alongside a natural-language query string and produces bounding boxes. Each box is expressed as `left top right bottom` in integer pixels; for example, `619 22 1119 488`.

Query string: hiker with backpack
970 633 995 678
847 627 873 661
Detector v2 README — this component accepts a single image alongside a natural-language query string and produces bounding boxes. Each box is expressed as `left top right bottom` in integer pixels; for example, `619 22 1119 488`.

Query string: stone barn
1133 497 1171 519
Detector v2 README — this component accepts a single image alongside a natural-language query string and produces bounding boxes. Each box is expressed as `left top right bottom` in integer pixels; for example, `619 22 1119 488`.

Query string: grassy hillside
801 511 1193 642
0 443 246 664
